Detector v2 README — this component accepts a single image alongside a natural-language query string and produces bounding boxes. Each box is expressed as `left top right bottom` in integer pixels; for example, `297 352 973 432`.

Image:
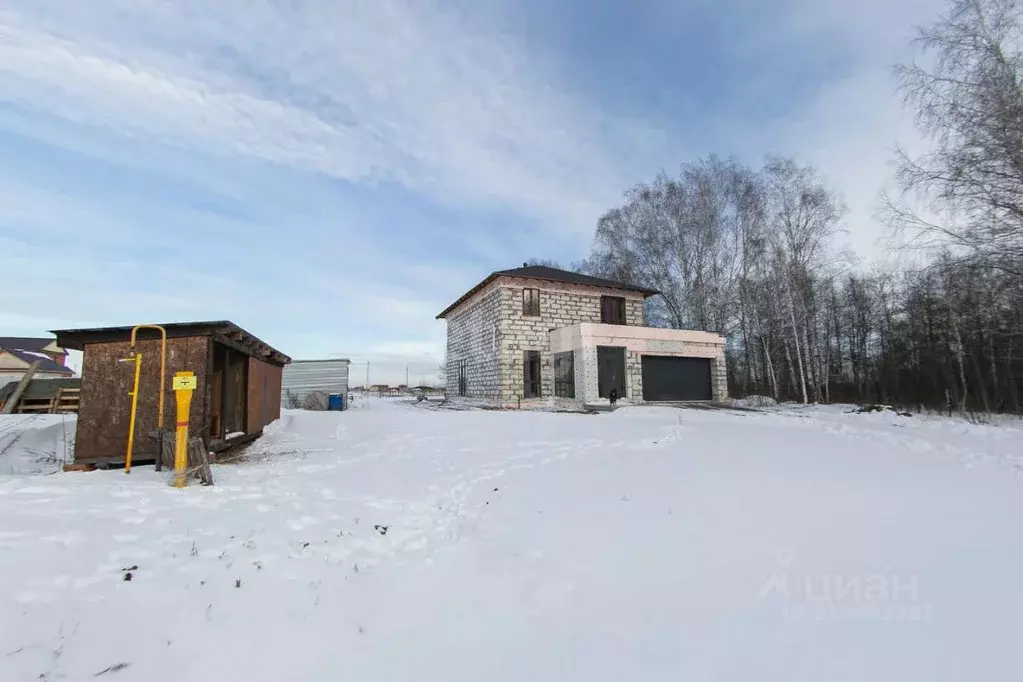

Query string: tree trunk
787 280 809 404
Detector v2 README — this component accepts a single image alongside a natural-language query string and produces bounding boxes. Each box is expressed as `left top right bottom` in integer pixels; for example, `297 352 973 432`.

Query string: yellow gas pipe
118 353 142 473
120 324 168 473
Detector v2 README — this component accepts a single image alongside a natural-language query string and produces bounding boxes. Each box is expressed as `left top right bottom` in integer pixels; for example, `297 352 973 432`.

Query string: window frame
522 288 541 317
457 359 467 397
523 350 542 398
554 351 575 399
600 295 627 325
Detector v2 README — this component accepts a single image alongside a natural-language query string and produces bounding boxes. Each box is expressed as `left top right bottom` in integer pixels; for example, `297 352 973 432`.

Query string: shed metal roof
51 320 291 366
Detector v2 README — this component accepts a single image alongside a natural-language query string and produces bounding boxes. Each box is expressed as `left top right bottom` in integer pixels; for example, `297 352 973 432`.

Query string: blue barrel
327 393 344 411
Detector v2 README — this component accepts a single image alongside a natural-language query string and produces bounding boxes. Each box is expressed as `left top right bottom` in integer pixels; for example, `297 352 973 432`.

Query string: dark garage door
641 356 712 401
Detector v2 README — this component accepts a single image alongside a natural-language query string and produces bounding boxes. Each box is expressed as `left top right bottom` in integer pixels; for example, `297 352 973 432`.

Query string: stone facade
711 356 728 403
444 277 645 405
443 274 729 406
444 286 503 400
493 278 645 405
626 350 644 400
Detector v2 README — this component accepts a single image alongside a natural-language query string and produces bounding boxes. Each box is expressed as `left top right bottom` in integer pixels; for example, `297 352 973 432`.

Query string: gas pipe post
118 353 143 473
172 371 197 488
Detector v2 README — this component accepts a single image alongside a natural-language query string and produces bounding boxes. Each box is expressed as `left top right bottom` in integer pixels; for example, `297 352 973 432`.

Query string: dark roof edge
436 273 501 320
0 337 65 354
2 348 75 374
51 320 291 365
436 271 659 320
288 358 351 364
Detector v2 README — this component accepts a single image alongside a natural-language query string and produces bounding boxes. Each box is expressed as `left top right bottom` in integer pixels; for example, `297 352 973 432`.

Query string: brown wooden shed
53 321 291 467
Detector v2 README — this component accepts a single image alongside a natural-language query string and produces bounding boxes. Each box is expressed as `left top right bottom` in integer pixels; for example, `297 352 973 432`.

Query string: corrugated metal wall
281 359 349 404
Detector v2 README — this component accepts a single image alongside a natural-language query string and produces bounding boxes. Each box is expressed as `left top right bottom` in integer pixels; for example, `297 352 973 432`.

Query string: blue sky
0 0 942 384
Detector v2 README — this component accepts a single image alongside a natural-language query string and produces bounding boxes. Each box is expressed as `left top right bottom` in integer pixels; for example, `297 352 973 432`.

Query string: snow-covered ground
0 414 75 475
1 401 1021 681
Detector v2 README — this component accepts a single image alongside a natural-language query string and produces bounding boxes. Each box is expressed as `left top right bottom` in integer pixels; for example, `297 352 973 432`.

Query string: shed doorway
210 342 248 439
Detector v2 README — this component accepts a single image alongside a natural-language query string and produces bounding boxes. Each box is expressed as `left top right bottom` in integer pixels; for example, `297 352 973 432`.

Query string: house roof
51 320 291 366
436 265 660 319
0 337 64 354
1 348 74 375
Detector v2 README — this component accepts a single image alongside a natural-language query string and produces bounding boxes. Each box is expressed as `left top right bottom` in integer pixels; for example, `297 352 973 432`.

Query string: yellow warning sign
172 373 197 391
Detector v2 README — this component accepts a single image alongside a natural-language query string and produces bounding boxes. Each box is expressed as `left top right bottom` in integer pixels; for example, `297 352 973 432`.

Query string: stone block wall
442 276 651 406
711 356 728 403
626 351 644 400
445 287 503 399
625 299 645 327
577 346 598 402
494 282 646 404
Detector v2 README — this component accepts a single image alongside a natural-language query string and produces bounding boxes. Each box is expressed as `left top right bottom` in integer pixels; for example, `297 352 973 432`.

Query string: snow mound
733 394 778 408
0 414 76 475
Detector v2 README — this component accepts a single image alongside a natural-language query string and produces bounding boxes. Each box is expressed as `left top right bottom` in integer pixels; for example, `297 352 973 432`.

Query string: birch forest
579 0 1023 413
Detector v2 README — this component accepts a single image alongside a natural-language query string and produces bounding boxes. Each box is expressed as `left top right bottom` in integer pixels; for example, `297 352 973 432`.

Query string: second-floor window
522 288 540 316
601 296 626 324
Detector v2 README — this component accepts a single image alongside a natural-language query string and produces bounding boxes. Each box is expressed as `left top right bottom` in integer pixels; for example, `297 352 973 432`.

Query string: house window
523 351 541 398
554 351 574 398
457 360 467 397
522 288 540 317
600 295 626 324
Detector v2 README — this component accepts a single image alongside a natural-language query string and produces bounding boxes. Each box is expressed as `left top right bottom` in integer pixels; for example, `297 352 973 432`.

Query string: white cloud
0 1 650 238
0 0 954 371
690 0 945 259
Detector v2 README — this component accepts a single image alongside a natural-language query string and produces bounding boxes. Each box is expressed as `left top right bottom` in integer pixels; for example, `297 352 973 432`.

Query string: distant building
281 359 350 408
0 337 74 388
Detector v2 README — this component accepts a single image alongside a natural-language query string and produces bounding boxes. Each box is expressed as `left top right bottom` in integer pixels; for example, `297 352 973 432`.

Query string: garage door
641 356 712 401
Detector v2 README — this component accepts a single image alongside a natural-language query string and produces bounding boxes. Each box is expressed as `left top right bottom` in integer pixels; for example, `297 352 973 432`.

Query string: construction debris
0 378 82 414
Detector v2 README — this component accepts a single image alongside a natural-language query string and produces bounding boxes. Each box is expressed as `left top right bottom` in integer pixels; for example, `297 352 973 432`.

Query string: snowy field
0 414 75 475
1 400 1021 681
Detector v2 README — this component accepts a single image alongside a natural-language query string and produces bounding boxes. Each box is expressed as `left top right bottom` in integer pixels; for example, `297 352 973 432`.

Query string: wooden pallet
15 397 57 413
13 387 81 414
51 387 80 413
160 435 214 485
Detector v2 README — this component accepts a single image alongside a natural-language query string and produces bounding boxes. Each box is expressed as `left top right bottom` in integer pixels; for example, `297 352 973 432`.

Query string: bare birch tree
889 0 1023 277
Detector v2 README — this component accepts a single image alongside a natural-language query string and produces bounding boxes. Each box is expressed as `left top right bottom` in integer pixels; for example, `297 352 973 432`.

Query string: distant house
436 264 728 406
0 337 74 388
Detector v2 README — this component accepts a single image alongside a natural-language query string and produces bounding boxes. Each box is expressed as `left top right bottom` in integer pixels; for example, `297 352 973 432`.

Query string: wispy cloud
0 0 949 377
0 2 650 236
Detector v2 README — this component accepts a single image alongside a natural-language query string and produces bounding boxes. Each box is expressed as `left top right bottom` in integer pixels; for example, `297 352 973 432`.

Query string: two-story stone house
437 265 727 407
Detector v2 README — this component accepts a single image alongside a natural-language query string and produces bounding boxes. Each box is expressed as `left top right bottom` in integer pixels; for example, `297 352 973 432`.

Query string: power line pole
366 361 370 387
405 366 409 387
